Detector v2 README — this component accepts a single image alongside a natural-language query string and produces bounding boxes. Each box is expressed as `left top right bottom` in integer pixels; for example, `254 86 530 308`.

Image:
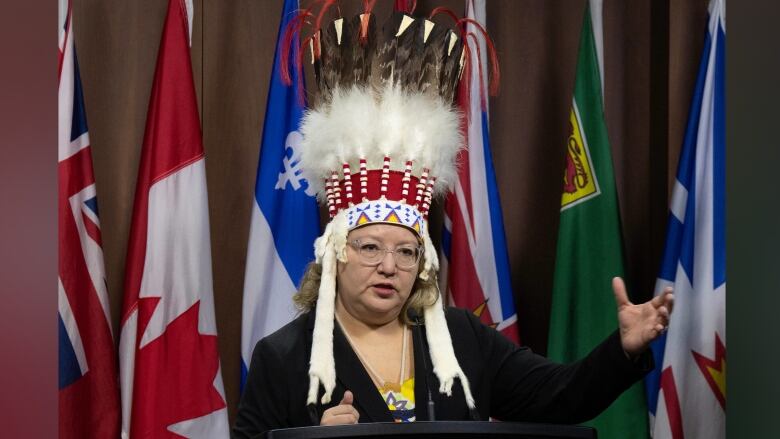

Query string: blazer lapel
333 322 394 422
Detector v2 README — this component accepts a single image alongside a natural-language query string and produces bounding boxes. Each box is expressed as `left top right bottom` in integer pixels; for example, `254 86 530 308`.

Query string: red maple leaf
131 299 225 438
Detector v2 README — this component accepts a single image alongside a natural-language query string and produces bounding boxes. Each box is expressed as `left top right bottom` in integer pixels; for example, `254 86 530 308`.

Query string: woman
232 220 673 437
233 6 673 438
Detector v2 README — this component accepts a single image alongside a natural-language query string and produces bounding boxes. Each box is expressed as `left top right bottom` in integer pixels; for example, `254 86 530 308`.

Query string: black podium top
261 421 596 439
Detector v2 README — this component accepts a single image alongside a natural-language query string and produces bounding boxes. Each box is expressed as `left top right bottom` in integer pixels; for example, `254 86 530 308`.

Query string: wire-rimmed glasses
348 239 423 269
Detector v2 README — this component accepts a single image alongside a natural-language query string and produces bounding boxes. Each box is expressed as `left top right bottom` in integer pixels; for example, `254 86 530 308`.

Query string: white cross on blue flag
240 0 320 389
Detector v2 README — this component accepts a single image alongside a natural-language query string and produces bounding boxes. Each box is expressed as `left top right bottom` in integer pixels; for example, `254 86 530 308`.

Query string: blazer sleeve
232 337 290 439
461 310 653 423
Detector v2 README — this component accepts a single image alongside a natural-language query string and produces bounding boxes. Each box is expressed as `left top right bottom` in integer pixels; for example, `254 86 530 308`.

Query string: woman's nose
377 250 397 275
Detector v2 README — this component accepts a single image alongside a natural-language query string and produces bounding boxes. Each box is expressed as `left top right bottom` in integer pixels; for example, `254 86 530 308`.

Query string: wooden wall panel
72 0 707 424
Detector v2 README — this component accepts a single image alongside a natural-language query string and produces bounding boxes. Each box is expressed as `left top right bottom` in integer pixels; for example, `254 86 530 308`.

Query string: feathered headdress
280 0 499 411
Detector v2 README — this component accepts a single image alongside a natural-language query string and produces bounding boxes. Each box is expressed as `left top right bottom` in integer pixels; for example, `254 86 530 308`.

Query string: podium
262 421 596 438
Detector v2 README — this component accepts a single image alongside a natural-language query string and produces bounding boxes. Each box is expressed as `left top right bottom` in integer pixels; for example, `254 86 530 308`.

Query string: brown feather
344 13 377 87
439 30 464 104
311 33 324 95
417 22 448 97
337 18 355 88
310 10 468 107
369 11 405 91
319 20 344 99
393 16 423 91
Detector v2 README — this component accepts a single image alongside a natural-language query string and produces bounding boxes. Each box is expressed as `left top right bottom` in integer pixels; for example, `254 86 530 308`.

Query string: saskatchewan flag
546 4 649 439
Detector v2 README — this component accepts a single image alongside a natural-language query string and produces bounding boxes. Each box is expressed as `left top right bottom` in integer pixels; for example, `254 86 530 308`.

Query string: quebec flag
645 0 725 438
240 0 320 389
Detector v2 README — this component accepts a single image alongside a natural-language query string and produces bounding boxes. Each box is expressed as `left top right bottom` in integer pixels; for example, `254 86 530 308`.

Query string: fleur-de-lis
275 131 316 196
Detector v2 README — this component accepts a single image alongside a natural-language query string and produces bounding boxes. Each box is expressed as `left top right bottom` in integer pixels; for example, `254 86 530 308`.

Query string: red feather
363 0 377 14
427 8 501 98
457 17 500 96
359 1 377 45
428 6 460 24
314 0 340 33
280 9 313 87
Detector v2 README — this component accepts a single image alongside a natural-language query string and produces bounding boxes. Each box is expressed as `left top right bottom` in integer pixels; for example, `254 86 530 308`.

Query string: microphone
407 308 436 421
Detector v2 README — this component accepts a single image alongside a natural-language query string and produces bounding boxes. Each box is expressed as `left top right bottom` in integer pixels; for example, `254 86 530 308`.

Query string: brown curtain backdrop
72 0 709 424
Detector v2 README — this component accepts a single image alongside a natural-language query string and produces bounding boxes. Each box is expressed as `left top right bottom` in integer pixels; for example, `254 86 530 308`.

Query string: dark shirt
232 307 652 439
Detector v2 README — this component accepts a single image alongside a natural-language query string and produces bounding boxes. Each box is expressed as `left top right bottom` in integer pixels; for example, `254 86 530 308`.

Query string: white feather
422 102 463 195
371 85 404 170
330 86 377 160
299 84 464 200
307 243 337 405
307 211 349 405
299 106 337 198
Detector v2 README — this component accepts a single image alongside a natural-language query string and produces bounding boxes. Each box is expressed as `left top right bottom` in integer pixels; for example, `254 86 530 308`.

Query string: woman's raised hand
612 277 674 358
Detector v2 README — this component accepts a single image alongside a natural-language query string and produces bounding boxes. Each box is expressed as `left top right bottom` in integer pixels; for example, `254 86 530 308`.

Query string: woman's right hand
320 390 360 425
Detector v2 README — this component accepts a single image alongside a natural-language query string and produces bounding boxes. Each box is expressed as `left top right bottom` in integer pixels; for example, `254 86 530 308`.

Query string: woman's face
336 223 420 325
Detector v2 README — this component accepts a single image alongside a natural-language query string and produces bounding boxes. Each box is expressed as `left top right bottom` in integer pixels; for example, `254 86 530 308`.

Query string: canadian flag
118 0 229 438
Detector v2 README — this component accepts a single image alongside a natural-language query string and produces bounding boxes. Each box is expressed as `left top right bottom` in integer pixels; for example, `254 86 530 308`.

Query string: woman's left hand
612 277 674 358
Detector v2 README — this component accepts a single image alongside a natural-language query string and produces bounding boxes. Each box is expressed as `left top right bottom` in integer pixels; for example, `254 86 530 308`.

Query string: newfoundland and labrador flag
118 0 229 437
546 2 648 438
240 0 320 390
58 1 120 437
645 1 726 438
441 0 520 344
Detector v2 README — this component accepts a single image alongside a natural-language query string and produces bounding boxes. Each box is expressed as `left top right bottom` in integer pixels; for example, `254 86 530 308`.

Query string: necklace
336 314 409 392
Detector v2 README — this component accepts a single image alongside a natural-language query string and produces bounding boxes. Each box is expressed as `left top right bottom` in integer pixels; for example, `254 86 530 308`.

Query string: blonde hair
292 261 440 325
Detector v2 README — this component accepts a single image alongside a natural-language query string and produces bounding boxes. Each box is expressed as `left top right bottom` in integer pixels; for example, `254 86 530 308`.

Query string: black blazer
232 307 652 439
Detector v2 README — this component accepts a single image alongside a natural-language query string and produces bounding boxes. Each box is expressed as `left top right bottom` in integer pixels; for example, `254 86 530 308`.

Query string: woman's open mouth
371 283 396 297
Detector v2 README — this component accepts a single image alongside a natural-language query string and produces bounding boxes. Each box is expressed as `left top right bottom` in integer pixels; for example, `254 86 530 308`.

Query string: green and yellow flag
546 5 649 439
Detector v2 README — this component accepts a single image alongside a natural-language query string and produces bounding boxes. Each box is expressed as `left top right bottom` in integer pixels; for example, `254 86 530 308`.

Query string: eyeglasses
348 239 423 269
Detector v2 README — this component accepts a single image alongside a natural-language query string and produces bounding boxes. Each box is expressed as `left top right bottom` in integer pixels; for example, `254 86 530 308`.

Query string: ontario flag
440 0 520 343
645 0 726 438
118 0 229 437
58 1 121 437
